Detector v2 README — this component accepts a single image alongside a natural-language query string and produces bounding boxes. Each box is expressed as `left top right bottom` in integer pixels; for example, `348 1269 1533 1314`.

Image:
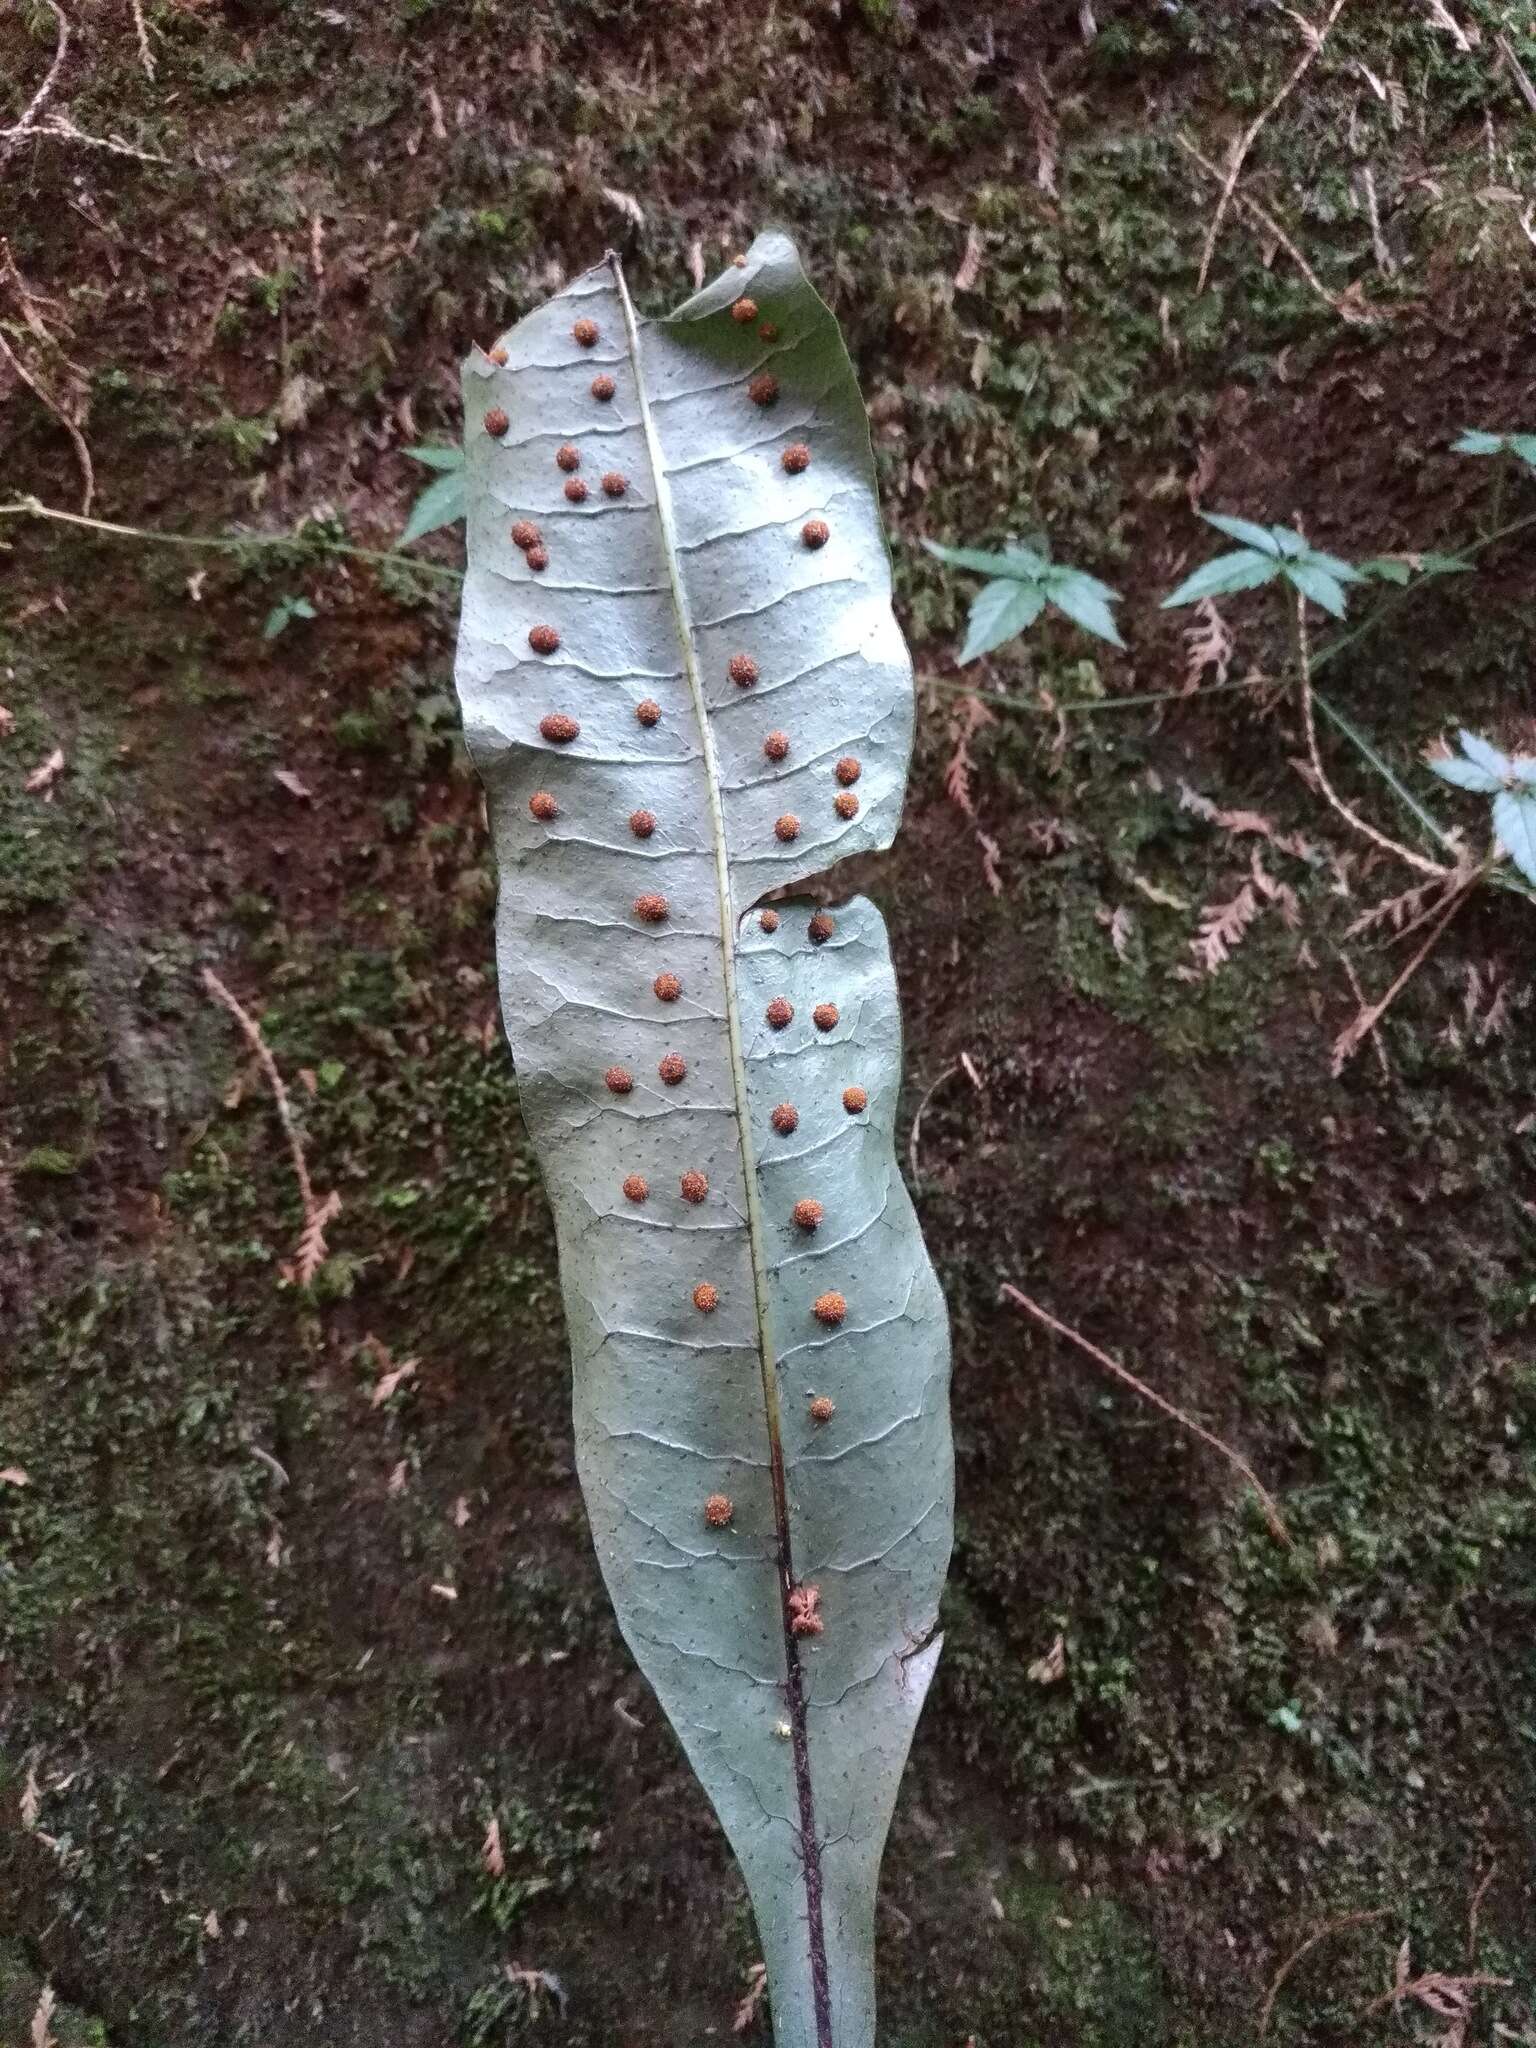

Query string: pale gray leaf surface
452 232 952 2048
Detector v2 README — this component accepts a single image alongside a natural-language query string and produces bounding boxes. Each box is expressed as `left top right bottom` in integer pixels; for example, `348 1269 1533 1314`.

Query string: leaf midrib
610 254 832 2040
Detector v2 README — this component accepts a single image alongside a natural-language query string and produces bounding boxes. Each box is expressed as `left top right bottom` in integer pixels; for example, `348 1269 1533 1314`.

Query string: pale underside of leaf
453 233 952 2048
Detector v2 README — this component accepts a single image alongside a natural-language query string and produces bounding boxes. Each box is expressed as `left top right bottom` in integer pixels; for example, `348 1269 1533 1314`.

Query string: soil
2 3 1534 2045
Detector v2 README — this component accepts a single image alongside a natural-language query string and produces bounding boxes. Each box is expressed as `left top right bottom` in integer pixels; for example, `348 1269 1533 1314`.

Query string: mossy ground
2 1 1534 2042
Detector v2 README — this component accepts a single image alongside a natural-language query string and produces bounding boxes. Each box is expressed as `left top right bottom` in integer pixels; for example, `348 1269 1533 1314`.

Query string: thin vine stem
0 495 465 582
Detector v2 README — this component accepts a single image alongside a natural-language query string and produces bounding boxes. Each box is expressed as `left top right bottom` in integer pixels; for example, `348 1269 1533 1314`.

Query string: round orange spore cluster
732 297 758 323
602 472 628 497
529 624 561 655
511 520 541 550
604 1066 634 1094
526 545 549 572
488 344 509 366
835 757 862 786
634 893 669 924
809 1395 835 1425
782 443 811 474
802 518 830 550
807 912 834 944
842 1085 867 1115
635 698 661 727
556 444 581 472
774 814 800 843
622 1174 649 1203
759 909 780 933
749 374 778 407
528 790 559 821
680 1170 709 1205
834 792 859 820
484 407 509 437
763 731 790 761
572 317 599 346
629 809 656 839
590 374 616 401
770 1103 798 1134
813 1292 847 1327
792 1199 823 1232
729 653 759 688
704 1492 733 1526
693 1283 719 1314
657 1053 687 1085
765 997 793 1029
653 971 682 1002
813 1002 839 1032
539 712 579 743
564 478 588 503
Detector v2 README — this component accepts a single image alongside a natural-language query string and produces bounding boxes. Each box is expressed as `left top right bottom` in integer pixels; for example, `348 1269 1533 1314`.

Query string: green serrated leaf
1161 549 1280 608
1283 559 1348 618
924 538 1050 579
1358 557 1412 585
958 576 1047 662
1427 752 1504 793
403 442 466 472
1267 524 1309 559
1300 547 1363 583
1458 730 1513 780
400 467 467 545
1493 788 1536 883
1511 434 1536 470
1045 568 1125 648
451 232 952 2048
1453 428 1507 456
1200 510 1280 554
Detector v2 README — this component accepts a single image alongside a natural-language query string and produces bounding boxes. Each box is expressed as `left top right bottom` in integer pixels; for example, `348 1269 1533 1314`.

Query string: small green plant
1428 731 1536 885
399 442 466 545
923 536 1125 657
1161 512 1365 619
1453 427 1536 471
262 593 317 639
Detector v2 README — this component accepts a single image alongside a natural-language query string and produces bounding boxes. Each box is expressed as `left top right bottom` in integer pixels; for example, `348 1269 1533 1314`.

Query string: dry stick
1330 871 1482 1073
999 1283 1292 1548
1467 1860 1497 1966
1180 137 1372 325
0 0 69 169
200 967 338 1277
908 1063 958 1187
1258 1908 1391 2039
131 0 156 80
0 331 94 515
1291 593 1450 879
1358 1969 1510 2021
1336 949 1391 1080
1196 0 1350 291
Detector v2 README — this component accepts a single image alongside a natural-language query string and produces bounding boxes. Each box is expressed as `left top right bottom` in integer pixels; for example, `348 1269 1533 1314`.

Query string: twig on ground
1336 950 1391 1079
999 1283 1292 1547
0 244 94 512
1467 1861 1496 1966
1 3 167 165
130 0 156 78
201 967 340 1284
1259 1908 1390 2038
1 1 70 169
0 496 463 581
1498 32 1536 117
1196 0 1350 291
1331 868 1485 1073
908 1064 959 1188
1291 593 1450 879
1180 136 1376 324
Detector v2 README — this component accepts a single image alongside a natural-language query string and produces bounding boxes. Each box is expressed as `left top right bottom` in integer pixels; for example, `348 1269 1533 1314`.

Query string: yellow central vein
609 258 791 1551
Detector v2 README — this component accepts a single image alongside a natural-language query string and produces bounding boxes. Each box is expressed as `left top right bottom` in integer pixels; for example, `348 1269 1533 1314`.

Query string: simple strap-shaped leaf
452 232 953 2048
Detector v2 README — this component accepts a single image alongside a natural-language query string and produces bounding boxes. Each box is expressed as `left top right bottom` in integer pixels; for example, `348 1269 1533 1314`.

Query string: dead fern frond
733 1961 770 2035
945 693 1005 895
1190 880 1262 974
1182 598 1234 694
